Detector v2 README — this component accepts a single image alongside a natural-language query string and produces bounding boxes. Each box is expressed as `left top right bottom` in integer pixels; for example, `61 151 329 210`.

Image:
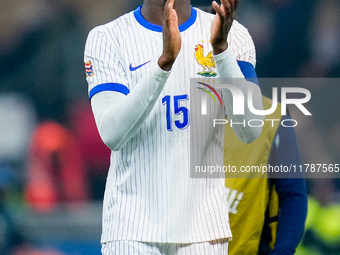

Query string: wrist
158 54 176 71
212 41 228 55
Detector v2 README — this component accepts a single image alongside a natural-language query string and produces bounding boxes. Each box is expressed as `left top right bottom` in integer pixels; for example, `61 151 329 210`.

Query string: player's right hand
158 0 182 71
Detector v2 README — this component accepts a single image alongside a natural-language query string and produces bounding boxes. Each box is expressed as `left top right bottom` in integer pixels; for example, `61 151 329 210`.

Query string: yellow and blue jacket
224 97 307 255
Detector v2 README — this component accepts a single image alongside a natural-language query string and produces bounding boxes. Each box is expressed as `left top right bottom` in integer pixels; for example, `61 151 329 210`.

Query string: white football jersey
84 6 256 243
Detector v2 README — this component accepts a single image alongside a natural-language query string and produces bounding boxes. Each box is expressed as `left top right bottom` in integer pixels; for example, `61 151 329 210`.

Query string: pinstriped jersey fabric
101 239 228 254
84 6 255 243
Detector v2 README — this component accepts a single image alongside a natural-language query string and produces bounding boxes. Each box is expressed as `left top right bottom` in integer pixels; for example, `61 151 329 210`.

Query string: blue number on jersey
162 94 189 131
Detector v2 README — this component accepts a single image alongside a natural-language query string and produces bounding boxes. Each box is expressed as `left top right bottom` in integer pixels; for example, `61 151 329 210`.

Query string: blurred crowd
0 0 339 254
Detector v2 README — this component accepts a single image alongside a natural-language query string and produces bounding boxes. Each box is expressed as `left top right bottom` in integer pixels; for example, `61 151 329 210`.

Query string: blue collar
133 6 197 33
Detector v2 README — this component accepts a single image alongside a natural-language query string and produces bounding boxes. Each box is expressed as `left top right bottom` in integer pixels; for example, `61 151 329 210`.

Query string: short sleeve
228 20 258 85
231 21 257 67
84 28 129 100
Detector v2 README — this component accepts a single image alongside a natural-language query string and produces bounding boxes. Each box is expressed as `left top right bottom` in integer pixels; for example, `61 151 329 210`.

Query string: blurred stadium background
0 0 339 254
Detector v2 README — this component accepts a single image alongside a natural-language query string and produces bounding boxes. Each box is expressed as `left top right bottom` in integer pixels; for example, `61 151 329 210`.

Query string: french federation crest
194 44 217 77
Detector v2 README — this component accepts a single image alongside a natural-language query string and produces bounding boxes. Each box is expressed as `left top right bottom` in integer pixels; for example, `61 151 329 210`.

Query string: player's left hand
210 0 238 55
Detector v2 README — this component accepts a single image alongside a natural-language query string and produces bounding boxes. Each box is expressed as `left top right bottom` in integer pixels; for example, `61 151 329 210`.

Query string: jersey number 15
162 94 189 131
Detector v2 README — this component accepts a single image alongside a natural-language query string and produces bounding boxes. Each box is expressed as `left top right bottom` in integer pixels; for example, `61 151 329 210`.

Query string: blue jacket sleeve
268 115 308 255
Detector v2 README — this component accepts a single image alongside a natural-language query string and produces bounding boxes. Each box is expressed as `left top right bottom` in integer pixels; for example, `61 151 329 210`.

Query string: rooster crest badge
194 44 217 77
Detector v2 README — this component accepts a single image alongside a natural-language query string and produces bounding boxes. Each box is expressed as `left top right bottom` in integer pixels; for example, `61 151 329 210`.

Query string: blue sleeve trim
89 83 130 100
237 60 259 86
133 6 197 33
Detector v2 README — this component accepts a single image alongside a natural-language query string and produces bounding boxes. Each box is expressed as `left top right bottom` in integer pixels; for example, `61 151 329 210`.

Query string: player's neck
141 0 192 26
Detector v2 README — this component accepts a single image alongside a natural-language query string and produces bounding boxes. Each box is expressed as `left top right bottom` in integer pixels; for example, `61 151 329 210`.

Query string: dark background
0 0 339 254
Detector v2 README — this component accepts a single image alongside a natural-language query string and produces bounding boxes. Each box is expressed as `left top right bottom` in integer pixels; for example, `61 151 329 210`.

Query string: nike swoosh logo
129 61 151 71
